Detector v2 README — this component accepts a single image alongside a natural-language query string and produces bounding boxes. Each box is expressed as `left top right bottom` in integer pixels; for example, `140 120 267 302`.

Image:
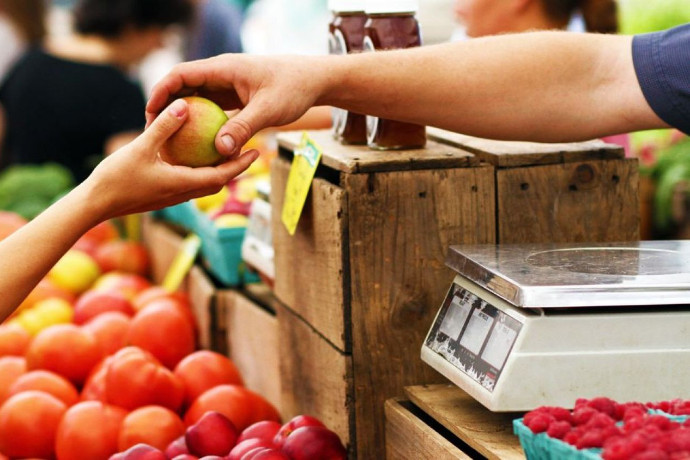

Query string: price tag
162 234 201 292
281 132 323 236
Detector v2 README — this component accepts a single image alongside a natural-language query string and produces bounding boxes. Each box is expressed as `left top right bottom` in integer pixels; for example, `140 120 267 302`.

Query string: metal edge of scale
445 241 690 309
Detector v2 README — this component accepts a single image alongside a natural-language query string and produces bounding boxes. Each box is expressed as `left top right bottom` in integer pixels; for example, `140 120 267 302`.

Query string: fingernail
221 134 235 153
169 99 187 118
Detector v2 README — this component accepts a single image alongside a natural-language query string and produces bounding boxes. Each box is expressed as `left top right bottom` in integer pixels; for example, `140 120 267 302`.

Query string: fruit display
0 219 346 460
516 396 690 459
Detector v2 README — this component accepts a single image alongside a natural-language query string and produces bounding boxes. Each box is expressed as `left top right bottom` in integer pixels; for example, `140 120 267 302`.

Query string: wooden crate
386 384 525 459
427 127 640 243
272 130 496 459
216 285 282 415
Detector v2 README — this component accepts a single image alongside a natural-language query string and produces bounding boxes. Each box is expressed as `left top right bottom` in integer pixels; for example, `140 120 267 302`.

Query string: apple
186 411 239 457
162 96 228 167
109 443 167 460
281 426 346 460
95 240 150 277
250 449 289 460
273 415 325 448
73 290 135 324
238 421 281 445
171 455 199 460
227 439 274 460
165 435 190 458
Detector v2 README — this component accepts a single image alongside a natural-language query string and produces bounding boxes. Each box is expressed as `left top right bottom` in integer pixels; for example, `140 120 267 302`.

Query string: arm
146 31 666 156
0 98 258 317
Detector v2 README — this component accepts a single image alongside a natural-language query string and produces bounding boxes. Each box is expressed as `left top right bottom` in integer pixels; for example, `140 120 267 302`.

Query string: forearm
319 31 664 142
0 181 104 318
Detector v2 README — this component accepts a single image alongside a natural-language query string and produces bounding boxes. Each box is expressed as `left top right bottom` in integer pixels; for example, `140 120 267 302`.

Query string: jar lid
328 0 366 12
365 0 418 14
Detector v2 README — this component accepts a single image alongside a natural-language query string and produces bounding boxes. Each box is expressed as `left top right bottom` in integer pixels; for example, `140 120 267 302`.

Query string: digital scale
421 241 690 412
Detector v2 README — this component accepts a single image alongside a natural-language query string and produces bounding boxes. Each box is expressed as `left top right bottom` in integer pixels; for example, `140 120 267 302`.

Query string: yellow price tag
281 132 323 236
124 213 142 242
162 234 201 292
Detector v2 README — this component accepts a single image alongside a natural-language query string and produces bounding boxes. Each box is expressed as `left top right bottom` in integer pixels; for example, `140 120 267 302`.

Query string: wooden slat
427 127 623 168
277 130 478 173
141 216 186 285
276 301 354 453
344 166 496 460
185 265 216 351
271 157 350 351
405 384 525 460
496 159 640 243
219 289 282 415
385 399 471 460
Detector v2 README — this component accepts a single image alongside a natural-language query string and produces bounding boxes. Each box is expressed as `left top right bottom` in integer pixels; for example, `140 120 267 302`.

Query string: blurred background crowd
0 0 688 237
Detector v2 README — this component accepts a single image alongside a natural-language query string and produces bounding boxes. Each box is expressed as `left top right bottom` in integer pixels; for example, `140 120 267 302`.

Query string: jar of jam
363 0 426 150
328 0 367 144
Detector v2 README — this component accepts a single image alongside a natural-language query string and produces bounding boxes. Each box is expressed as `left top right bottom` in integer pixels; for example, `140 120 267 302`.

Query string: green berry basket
513 419 603 460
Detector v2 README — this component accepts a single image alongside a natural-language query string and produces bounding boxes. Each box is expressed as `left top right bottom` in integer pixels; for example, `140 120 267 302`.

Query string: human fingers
214 97 281 157
137 98 188 154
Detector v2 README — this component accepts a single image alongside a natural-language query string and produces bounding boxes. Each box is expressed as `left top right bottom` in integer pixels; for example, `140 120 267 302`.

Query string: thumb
214 101 269 157
138 98 189 151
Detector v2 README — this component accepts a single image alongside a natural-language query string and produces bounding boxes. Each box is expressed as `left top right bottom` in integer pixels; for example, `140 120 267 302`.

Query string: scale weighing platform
421 241 690 412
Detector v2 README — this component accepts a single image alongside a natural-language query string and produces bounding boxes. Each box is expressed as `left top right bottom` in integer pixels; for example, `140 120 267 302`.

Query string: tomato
127 302 196 369
14 278 76 314
0 390 67 458
82 311 131 356
184 385 281 431
132 287 191 312
55 400 127 460
104 347 184 412
0 324 31 356
93 272 151 300
8 370 79 407
174 350 244 408
25 324 102 386
81 220 120 246
0 356 26 404
73 290 135 325
94 240 150 277
118 405 185 451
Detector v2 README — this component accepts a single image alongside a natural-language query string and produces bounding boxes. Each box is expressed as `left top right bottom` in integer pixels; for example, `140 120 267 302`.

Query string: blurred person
0 0 47 81
0 0 193 182
145 23 689 158
0 97 259 318
186 0 243 61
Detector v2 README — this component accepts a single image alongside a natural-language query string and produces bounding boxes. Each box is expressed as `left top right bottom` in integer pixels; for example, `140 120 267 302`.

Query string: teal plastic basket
153 202 197 230
513 419 603 460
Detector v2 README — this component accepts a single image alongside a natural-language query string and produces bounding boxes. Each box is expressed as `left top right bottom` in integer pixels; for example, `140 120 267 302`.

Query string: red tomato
174 350 244 408
127 302 196 369
118 405 185 451
132 287 191 312
184 385 281 431
104 347 184 412
0 324 31 356
25 324 102 386
0 356 27 404
82 311 131 356
73 290 135 324
0 390 67 458
94 240 150 277
8 370 79 407
55 400 127 460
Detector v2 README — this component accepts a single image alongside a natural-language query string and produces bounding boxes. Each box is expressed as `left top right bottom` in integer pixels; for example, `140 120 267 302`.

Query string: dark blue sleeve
632 23 690 135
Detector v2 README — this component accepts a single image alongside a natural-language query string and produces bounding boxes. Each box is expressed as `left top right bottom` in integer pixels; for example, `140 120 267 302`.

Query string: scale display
425 282 522 392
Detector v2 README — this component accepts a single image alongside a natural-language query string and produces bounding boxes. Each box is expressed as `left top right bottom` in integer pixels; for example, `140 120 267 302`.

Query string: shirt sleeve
632 23 690 135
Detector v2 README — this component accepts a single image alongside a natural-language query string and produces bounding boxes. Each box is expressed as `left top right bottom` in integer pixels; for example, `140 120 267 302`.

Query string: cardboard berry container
153 201 260 286
513 419 603 460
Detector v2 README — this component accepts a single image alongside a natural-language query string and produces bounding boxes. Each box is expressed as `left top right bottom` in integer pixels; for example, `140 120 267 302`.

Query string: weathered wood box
385 384 524 459
271 129 639 459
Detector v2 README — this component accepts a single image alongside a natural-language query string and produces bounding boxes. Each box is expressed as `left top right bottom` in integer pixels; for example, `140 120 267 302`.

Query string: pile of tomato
0 220 283 460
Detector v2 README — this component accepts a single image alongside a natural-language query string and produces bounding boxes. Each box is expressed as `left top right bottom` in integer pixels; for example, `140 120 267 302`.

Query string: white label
481 321 518 371
459 309 494 355
439 295 471 339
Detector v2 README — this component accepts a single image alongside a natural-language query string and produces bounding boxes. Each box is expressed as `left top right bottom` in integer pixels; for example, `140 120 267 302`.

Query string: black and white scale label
425 282 522 392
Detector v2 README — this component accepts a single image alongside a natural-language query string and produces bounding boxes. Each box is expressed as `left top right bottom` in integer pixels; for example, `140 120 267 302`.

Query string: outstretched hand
87 97 259 222
146 54 325 158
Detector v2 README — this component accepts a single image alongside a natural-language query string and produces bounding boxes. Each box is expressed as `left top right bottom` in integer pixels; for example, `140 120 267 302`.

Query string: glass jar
363 0 426 150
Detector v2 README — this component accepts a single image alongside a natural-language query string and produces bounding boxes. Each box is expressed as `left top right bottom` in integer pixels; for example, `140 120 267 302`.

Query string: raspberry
664 428 690 452
645 415 678 432
523 407 551 426
525 413 554 434
669 452 690 460
603 438 641 460
544 406 574 423
576 428 606 449
546 420 572 440
618 402 648 420
587 397 619 418
564 429 581 446
573 407 599 426
585 413 617 430
630 449 671 460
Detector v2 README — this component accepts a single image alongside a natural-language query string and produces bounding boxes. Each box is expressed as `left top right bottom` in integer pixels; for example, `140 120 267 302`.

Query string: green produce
0 163 74 219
